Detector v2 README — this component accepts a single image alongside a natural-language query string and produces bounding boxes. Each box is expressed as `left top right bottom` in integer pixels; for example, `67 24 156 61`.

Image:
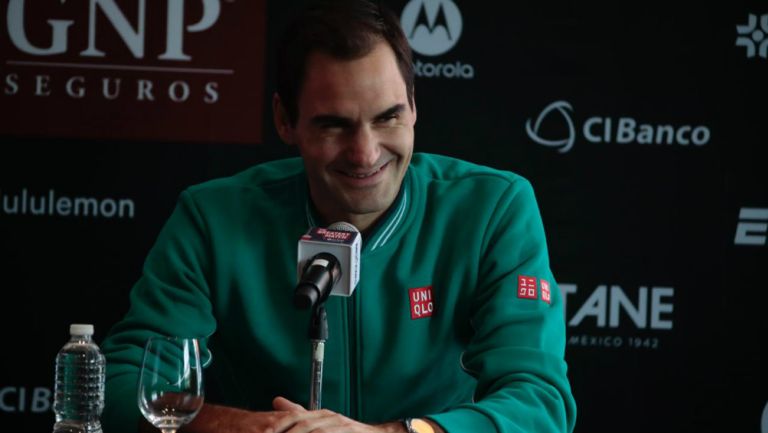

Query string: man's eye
378 114 398 123
318 121 345 130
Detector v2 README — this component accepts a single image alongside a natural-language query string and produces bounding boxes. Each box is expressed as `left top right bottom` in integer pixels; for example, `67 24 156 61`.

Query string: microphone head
293 283 319 309
297 222 362 299
328 221 360 233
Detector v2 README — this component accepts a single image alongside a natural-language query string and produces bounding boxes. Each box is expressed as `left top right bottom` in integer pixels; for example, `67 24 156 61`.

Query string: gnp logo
736 13 768 59
401 0 474 79
6 0 222 61
526 100 711 153
1 0 266 143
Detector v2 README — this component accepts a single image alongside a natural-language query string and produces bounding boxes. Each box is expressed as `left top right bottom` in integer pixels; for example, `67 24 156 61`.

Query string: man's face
276 40 416 229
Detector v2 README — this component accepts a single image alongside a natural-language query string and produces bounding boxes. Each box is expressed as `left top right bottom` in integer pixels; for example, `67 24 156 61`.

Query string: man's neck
344 212 386 238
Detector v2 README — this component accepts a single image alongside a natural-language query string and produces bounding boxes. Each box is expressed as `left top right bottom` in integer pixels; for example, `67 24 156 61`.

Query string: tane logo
526 100 711 153
561 283 673 350
525 101 575 153
736 14 768 59
401 0 462 56
734 207 768 246
561 284 674 330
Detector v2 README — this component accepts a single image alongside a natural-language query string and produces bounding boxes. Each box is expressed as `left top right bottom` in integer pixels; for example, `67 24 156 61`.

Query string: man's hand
174 403 325 433
265 396 405 433
176 398 443 433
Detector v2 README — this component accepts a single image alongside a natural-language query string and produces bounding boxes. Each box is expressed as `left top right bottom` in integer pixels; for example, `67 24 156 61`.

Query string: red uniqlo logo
541 279 551 304
409 286 434 319
518 276 537 299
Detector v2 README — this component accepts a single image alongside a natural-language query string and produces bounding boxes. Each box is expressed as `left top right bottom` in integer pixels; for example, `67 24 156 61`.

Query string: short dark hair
276 0 414 126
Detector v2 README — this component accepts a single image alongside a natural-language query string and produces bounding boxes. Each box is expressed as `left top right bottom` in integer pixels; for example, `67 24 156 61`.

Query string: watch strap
402 418 435 433
402 418 417 433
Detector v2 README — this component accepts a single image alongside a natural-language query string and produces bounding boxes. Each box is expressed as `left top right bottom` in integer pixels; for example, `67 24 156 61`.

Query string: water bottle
53 324 105 433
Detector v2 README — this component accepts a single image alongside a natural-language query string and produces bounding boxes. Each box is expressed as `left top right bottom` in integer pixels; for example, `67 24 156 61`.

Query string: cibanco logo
526 100 711 153
401 0 462 56
525 101 576 153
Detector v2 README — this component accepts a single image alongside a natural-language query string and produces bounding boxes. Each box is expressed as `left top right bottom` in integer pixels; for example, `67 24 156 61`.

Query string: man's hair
276 0 415 126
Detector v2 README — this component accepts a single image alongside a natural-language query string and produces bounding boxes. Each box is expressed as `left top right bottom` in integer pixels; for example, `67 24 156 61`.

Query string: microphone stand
308 303 328 410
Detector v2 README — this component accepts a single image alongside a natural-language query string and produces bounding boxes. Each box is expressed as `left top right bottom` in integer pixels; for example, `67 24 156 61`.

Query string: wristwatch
402 418 435 433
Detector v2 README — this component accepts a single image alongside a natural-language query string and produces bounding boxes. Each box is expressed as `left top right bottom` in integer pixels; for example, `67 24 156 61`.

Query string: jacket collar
303 169 413 253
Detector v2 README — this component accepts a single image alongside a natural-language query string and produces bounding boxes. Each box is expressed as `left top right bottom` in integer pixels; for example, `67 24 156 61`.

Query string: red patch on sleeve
541 279 551 304
517 276 537 300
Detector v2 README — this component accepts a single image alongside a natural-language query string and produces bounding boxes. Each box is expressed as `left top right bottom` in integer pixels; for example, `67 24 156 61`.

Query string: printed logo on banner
761 400 768 433
400 0 474 79
734 207 768 246
0 188 135 219
0 386 52 413
736 14 768 59
560 283 674 350
525 101 576 153
0 0 267 143
401 0 462 56
525 100 712 153
409 286 434 319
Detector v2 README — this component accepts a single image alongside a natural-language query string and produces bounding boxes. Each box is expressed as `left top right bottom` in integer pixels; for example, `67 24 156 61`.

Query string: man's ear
273 93 295 144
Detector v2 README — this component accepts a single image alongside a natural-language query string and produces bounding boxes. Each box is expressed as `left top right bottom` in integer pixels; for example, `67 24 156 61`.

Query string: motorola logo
400 0 474 79
736 14 768 59
525 100 711 153
401 0 462 56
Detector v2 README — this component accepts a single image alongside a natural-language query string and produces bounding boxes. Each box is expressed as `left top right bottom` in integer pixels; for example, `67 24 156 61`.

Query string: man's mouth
339 161 390 179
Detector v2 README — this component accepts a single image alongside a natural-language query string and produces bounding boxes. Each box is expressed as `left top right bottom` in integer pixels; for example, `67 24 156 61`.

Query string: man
101 1 577 432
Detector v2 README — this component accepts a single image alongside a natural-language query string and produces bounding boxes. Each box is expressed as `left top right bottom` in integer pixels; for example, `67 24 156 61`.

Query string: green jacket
102 153 577 433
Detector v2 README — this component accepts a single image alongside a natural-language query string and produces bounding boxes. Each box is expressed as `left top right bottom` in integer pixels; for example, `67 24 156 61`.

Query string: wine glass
138 337 204 433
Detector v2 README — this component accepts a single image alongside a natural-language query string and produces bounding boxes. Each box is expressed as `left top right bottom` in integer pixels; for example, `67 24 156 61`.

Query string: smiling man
275 40 416 234
100 1 576 433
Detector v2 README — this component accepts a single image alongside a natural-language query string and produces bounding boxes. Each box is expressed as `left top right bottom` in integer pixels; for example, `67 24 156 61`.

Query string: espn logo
735 207 768 246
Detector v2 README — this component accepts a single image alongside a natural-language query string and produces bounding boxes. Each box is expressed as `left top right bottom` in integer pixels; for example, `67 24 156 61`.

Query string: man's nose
345 126 380 168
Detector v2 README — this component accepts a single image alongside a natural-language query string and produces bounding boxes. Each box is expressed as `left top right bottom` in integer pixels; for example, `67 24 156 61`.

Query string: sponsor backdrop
1 1 765 432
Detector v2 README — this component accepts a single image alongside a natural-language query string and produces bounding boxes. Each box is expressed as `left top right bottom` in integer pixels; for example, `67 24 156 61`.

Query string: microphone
295 222 361 309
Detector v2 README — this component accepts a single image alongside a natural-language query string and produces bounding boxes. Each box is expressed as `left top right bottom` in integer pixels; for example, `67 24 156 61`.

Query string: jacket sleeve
428 179 577 433
100 190 217 433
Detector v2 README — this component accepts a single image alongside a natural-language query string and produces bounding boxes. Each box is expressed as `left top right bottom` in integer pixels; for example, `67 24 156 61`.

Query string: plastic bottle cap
69 324 94 336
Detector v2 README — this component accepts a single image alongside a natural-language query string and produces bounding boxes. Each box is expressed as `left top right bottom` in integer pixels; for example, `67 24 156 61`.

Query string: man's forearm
176 403 296 433
136 401 447 433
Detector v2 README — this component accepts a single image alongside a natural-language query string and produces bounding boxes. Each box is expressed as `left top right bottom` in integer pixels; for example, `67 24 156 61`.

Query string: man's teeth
345 166 382 178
